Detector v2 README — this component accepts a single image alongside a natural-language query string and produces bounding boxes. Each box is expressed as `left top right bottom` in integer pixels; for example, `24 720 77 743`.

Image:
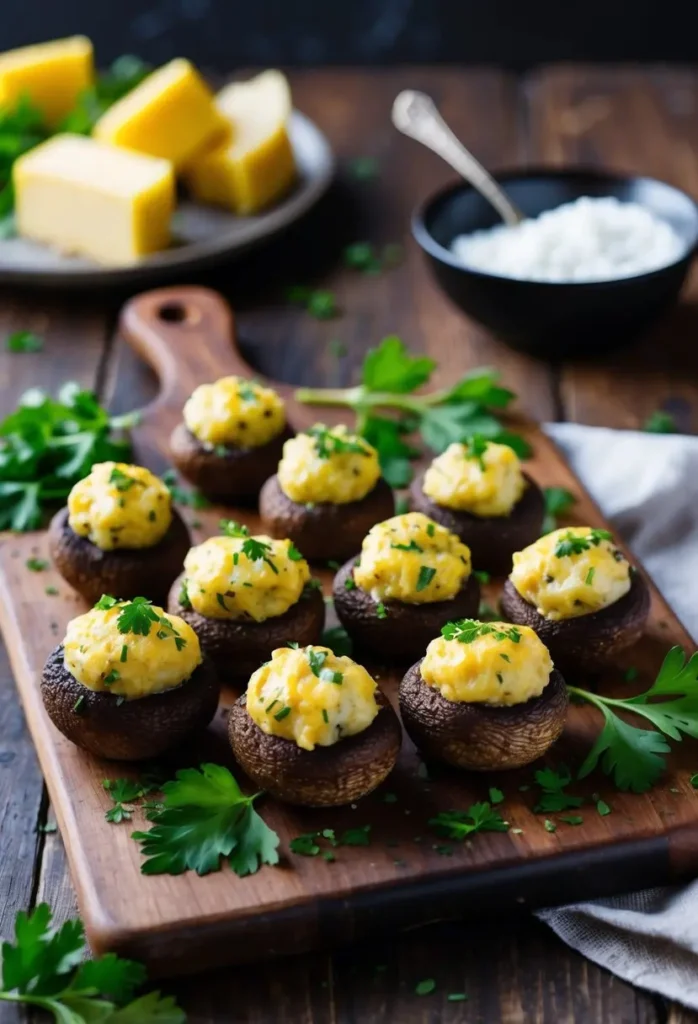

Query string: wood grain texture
0 284 696 982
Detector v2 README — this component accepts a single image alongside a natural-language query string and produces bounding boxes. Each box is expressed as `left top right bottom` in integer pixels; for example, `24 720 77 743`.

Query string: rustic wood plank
526 66 698 432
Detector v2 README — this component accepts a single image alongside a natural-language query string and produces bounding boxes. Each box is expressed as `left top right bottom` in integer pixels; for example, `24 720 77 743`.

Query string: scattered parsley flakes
464 433 488 470
643 410 676 434
72 695 85 713
288 542 304 561
25 557 48 571
340 825 371 847
274 706 292 722
488 786 504 805
131 763 279 876
559 814 584 826
109 466 140 492
554 528 613 558
415 979 436 996
596 799 612 816
376 602 388 619
533 765 583 813
544 819 557 833
473 569 491 584
290 833 321 856
6 330 43 353
447 992 468 1002
585 567 596 585
344 575 357 591
45 585 59 596
120 644 128 663
103 669 120 686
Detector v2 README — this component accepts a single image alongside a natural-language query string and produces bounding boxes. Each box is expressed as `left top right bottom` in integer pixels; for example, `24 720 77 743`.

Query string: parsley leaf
117 597 161 636
296 337 529 484
533 765 584 813
0 382 135 532
416 565 436 592
131 763 279 876
0 902 183 1021
643 410 677 434
554 528 613 558
25 557 48 571
442 619 521 645
429 802 508 840
541 486 576 534
570 647 698 792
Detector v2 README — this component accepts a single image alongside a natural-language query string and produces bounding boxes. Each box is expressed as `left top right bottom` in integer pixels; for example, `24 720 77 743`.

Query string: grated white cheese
450 196 684 283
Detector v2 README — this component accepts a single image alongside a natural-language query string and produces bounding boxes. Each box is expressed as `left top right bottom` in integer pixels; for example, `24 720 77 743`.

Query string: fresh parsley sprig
295 336 530 486
570 647 698 792
94 596 187 651
132 764 279 877
0 382 137 531
0 903 184 1022
554 528 613 558
441 619 521 645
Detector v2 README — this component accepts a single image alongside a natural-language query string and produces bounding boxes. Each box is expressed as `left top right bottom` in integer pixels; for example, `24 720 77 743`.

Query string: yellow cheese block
93 58 226 171
14 134 175 265
184 69 296 215
0 36 93 127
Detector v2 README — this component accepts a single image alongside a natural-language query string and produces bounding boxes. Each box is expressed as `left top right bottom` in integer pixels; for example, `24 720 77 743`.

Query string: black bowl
413 168 698 359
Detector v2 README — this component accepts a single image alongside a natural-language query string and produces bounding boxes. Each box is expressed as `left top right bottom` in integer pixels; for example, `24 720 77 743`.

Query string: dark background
2 0 698 69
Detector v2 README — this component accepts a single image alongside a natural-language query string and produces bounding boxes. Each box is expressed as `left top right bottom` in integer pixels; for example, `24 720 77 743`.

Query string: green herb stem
294 385 446 413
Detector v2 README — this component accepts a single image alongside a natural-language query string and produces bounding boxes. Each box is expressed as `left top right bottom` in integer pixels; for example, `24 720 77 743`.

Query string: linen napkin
537 422 698 1008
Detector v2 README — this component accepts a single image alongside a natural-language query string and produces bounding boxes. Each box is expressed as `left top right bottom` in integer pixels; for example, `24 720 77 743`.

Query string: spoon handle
392 89 523 227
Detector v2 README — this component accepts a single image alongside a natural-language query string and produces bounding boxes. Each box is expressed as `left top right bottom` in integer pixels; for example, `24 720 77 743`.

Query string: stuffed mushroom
41 596 219 761
168 520 325 682
170 375 290 502
333 512 480 663
500 526 650 669
399 618 568 770
409 438 544 576
228 644 401 806
258 423 395 562
49 461 190 605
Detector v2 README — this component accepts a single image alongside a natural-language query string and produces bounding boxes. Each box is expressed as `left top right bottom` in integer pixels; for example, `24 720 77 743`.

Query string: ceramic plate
0 111 335 288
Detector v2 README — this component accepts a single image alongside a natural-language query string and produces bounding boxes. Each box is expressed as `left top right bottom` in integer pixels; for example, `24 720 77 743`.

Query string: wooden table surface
2 65 698 1023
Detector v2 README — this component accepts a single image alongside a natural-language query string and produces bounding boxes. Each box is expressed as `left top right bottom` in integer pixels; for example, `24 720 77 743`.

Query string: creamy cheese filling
67 461 172 550
422 439 526 517
181 527 310 622
183 375 285 448
63 599 201 699
421 620 553 706
510 526 631 620
246 645 379 750
277 424 381 504
353 512 472 604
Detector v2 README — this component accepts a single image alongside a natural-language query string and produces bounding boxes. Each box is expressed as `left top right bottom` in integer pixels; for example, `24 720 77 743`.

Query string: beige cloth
538 424 698 1008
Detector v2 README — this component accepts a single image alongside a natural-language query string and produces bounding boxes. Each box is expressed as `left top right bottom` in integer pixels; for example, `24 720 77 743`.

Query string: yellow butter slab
184 69 296 215
14 134 175 266
93 58 226 170
0 36 93 127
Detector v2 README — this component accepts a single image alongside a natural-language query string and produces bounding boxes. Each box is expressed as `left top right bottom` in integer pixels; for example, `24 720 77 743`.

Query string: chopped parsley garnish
179 579 192 609
416 565 436 592
429 802 508 840
559 814 584 826
376 602 388 619
220 520 278 572
473 569 491 584
426 522 435 537
25 557 48 571
45 585 58 596
285 287 339 319
290 833 322 856
464 434 488 470
322 709 329 723
306 424 368 459
320 667 343 685
120 644 128 663
544 819 557 833
132 763 279 876
95 596 187 651
340 825 371 846
103 669 120 686
415 979 436 996
344 575 357 591
220 518 250 538
596 798 612 816
321 624 353 657
274 706 292 721
237 381 258 403
109 466 141 492
643 409 676 434
73 695 85 713
287 542 304 561
216 593 228 611
554 528 613 558
390 539 423 552
442 619 521 645
488 786 504 805
161 468 210 509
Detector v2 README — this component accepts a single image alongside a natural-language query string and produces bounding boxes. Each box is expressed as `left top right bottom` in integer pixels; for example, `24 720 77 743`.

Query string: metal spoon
392 90 524 227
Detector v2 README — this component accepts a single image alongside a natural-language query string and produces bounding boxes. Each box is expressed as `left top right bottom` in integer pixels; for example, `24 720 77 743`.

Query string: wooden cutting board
1 285 697 979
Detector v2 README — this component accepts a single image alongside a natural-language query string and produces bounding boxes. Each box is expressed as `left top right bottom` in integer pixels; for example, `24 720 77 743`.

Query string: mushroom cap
48 505 191 606
399 660 568 771
41 644 220 761
500 571 651 671
258 474 395 563
333 557 481 664
228 687 402 806
409 471 545 577
169 422 291 503
167 575 326 683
